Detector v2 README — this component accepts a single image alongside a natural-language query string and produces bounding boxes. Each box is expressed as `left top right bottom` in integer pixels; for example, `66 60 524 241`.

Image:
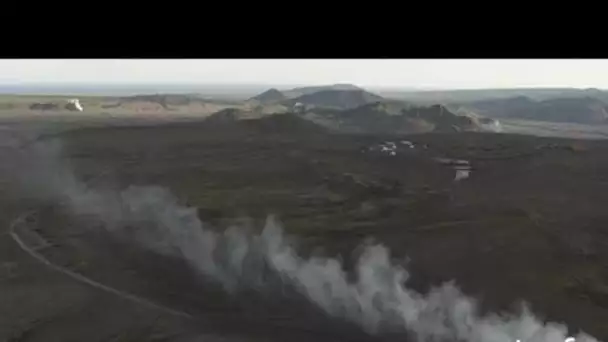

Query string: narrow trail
7 129 196 322
9 213 193 319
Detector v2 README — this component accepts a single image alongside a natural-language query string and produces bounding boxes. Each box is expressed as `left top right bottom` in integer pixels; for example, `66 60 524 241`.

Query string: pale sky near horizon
2 59 608 89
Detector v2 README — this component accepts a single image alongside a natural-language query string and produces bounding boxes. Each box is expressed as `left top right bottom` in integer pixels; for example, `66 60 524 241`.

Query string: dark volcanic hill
285 89 385 110
206 97 486 135
249 88 286 103
282 83 363 98
205 111 327 137
457 96 608 124
240 113 328 135
205 108 243 123
303 101 482 134
402 104 481 132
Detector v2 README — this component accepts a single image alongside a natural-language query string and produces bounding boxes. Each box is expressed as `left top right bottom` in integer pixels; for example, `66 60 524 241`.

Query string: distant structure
293 102 306 114
478 117 502 132
65 98 84 112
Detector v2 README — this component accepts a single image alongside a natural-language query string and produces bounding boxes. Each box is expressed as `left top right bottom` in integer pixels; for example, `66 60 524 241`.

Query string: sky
2 59 608 90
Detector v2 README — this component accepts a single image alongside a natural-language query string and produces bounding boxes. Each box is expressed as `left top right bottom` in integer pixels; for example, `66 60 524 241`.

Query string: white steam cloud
6 140 601 342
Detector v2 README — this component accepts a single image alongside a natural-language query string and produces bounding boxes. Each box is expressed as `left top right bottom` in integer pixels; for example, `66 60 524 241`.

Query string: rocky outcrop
304 101 483 134
401 104 481 132
205 108 243 123
249 88 286 103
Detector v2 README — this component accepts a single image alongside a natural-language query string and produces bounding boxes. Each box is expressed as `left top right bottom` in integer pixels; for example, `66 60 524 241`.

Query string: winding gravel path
7 127 196 322
9 212 194 320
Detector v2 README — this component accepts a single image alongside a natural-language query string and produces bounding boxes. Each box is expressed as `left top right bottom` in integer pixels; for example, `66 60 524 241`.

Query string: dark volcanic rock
402 104 481 132
306 101 482 134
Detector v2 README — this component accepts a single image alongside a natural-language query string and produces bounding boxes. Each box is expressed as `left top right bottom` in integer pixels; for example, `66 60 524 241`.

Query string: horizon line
0 82 604 92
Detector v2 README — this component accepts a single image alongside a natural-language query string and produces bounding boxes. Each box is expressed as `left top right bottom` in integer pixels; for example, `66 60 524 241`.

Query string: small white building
65 98 84 112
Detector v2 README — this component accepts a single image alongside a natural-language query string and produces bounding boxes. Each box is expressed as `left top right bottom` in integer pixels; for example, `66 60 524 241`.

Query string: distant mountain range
224 85 490 134
0 83 368 98
4 83 608 104
9 82 608 128
0 83 287 98
452 96 608 124
249 84 384 110
382 87 608 104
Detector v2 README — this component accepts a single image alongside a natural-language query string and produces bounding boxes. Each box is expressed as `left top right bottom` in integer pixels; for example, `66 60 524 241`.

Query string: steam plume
7 140 601 342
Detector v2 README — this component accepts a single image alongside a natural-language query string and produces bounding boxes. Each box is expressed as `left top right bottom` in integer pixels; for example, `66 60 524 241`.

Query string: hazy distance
2 59 608 92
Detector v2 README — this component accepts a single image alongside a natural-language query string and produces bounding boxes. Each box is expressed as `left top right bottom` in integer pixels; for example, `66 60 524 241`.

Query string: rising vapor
6 140 601 342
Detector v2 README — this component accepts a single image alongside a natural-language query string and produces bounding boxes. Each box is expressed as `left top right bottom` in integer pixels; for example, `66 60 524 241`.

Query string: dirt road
0 121 356 342
0 122 200 342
